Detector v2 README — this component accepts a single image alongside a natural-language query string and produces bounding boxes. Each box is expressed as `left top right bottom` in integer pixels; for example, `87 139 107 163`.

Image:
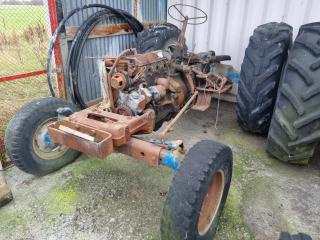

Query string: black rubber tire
236 22 293 134
5 97 80 176
160 140 233 240
279 232 312 240
135 23 183 54
266 22 320 164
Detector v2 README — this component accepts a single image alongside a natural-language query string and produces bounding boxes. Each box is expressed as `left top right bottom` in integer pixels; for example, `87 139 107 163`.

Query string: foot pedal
192 92 212 111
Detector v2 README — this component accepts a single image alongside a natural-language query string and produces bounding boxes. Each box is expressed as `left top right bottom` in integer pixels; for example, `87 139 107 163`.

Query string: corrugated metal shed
167 0 320 70
59 0 167 102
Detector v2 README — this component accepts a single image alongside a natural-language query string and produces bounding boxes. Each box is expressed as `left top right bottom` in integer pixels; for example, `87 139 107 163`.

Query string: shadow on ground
1 102 319 240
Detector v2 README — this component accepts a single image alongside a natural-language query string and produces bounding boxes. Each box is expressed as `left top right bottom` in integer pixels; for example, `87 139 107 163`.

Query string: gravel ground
0 102 319 240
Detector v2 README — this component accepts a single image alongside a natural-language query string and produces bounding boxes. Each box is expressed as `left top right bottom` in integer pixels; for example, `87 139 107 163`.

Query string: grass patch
0 5 46 31
0 4 50 164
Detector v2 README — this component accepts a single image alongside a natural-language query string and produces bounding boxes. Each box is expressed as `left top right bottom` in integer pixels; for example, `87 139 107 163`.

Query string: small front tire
160 140 233 240
5 97 80 176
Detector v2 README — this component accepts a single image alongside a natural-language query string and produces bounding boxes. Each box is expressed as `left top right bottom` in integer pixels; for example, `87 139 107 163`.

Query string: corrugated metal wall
59 0 167 102
167 0 320 70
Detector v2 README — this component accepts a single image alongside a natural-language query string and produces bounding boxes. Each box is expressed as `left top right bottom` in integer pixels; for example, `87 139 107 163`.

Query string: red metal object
48 0 66 98
0 70 46 83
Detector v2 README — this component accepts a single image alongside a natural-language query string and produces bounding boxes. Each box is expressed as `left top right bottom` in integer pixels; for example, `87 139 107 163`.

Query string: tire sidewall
196 151 232 239
5 97 80 175
160 141 233 240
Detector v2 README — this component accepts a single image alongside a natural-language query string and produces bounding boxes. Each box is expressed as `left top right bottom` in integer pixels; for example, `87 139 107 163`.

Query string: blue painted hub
161 152 180 174
44 132 52 146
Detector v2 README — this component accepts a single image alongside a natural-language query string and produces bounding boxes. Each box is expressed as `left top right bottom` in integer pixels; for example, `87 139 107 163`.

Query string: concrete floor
0 102 319 240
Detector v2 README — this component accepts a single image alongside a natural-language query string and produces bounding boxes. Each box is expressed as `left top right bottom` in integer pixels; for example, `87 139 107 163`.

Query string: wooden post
0 161 12 207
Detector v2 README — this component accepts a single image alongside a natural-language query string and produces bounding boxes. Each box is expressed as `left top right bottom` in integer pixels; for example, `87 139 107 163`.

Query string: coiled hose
47 4 143 107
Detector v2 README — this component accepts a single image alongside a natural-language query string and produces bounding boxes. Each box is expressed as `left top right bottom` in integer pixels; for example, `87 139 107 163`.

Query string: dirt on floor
0 102 319 240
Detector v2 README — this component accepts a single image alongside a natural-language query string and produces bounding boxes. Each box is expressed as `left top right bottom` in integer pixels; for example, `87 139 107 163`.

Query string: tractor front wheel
160 140 233 240
5 97 80 176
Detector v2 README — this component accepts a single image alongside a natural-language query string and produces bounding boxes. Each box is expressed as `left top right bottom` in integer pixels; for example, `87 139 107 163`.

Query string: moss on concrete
216 186 254 239
0 209 28 238
43 178 80 217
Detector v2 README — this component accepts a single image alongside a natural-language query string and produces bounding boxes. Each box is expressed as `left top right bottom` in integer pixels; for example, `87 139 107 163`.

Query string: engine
105 51 188 127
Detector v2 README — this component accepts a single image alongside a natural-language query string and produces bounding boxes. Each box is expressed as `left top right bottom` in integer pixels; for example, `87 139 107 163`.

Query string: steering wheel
168 4 208 25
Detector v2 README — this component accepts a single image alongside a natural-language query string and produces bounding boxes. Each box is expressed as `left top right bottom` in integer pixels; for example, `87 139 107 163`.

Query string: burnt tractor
5 4 236 239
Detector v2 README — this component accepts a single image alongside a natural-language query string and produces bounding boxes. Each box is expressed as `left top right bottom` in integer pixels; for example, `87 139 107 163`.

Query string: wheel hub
33 118 68 160
198 170 225 236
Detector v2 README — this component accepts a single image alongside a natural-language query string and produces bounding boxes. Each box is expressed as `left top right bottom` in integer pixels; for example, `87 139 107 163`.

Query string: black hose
66 10 115 107
47 4 143 98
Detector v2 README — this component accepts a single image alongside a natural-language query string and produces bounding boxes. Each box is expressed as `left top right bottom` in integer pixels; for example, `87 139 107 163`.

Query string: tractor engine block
105 51 188 125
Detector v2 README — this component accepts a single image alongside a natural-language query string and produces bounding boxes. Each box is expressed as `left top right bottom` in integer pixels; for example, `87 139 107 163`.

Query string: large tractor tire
266 22 320 164
5 97 80 176
135 23 185 57
236 22 292 134
161 140 232 240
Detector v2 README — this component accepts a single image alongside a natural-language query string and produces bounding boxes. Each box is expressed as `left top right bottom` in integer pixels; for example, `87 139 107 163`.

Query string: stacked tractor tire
237 22 320 165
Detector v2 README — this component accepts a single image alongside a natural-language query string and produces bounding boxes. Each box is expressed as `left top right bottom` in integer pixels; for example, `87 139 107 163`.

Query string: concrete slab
0 102 319 240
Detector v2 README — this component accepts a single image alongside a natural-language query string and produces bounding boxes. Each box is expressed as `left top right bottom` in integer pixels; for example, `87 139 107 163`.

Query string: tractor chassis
48 103 185 171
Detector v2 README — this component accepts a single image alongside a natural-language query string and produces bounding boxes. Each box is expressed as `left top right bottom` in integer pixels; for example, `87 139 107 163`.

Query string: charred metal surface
48 14 237 167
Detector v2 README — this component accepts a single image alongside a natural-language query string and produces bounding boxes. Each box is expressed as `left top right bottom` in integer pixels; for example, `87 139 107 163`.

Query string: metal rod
157 91 198 141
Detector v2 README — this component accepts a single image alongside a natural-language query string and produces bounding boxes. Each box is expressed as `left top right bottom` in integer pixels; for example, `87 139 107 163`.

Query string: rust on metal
198 170 225 236
48 104 156 158
192 91 212 111
111 72 127 90
117 137 164 166
157 91 198 141
48 119 114 159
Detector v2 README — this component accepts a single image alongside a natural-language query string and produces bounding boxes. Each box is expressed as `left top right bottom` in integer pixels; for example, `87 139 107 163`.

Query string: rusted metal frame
196 86 232 94
48 106 156 158
48 0 66 98
0 70 46 83
170 63 195 93
178 17 188 49
183 66 195 93
104 52 166 68
116 137 184 171
116 137 165 166
48 119 114 159
157 91 198 141
191 67 232 93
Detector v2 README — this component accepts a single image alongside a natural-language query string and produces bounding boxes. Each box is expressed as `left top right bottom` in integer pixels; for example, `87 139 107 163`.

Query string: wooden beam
65 21 165 41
